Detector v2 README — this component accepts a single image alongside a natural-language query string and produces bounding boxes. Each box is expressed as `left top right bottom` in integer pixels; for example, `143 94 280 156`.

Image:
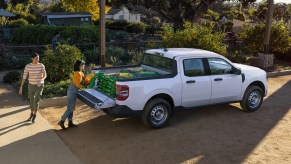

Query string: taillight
116 85 129 101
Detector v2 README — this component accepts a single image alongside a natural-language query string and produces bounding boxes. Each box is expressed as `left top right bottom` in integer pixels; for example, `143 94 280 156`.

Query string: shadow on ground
47 77 291 164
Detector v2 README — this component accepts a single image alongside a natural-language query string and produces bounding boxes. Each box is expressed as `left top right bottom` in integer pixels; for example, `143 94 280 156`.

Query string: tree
162 22 227 55
62 0 111 21
110 0 257 30
237 0 256 8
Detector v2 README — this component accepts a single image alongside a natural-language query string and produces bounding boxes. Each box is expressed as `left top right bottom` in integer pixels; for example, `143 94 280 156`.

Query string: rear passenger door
207 58 242 104
180 58 212 107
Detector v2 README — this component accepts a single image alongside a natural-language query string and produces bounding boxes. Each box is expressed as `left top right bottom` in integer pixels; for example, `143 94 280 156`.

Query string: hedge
11 25 99 45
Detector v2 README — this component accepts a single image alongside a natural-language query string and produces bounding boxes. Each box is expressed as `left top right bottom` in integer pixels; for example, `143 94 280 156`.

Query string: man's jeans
61 83 78 121
28 83 44 113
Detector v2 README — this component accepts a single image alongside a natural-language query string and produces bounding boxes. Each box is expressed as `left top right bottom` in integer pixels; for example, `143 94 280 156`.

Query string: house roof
40 12 92 19
107 9 122 15
0 9 15 17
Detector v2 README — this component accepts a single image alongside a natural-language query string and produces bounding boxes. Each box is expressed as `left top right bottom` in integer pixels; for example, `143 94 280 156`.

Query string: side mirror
233 67 241 75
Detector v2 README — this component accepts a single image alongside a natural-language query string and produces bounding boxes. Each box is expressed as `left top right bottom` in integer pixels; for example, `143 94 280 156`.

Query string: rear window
142 53 173 72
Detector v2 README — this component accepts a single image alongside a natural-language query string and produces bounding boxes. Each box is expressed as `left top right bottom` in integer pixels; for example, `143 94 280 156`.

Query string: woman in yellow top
58 60 85 130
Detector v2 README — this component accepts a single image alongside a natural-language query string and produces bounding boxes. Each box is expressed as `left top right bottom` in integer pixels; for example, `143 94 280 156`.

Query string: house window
136 15 137 19
81 18 84 21
85 18 89 21
119 15 124 20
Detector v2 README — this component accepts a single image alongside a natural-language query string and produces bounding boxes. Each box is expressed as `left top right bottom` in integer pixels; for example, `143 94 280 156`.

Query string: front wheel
142 98 172 129
240 85 263 112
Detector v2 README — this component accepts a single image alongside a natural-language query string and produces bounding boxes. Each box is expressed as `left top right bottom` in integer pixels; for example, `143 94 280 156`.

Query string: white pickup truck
77 48 268 128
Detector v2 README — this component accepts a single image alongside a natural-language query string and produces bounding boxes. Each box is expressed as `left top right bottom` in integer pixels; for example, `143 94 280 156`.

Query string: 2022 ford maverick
77 48 268 128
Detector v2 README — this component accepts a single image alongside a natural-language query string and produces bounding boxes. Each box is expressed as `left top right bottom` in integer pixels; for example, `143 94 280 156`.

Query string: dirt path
39 75 291 164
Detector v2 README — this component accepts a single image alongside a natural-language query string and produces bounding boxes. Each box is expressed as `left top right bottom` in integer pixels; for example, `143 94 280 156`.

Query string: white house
106 7 141 22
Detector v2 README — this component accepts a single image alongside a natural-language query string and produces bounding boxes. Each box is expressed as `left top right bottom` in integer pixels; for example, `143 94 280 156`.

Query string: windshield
142 53 173 72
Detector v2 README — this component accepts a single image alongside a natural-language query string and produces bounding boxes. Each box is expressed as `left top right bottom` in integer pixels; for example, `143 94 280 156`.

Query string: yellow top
73 71 85 89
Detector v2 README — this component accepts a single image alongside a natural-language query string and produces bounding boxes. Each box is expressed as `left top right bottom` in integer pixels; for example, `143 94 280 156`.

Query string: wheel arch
146 93 175 108
248 81 265 95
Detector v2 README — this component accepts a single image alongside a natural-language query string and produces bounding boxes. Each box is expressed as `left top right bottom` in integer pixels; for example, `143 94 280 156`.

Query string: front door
207 58 242 104
181 58 212 107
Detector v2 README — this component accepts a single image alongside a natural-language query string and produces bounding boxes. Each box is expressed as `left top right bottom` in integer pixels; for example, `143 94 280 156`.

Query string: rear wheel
142 98 172 129
240 85 263 112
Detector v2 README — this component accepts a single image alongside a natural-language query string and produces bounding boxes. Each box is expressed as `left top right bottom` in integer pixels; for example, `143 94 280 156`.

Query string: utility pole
264 0 274 54
99 0 106 67
258 0 274 68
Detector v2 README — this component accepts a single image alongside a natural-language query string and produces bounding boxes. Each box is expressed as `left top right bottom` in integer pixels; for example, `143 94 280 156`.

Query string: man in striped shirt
19 53 47 123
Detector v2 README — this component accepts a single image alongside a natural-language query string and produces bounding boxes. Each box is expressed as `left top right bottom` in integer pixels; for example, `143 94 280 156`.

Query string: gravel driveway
39 75 291 164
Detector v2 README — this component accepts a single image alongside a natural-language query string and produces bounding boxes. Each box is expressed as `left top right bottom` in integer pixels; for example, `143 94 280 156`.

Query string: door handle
214 78 223 81
186 80 196 84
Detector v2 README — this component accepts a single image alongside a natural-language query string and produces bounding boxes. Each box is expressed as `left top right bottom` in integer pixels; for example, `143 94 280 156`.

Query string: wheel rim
248 90 261 109
150 105 168 126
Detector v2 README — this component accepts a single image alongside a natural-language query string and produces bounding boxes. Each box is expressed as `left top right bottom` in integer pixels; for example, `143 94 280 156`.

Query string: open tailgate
77 89 115 109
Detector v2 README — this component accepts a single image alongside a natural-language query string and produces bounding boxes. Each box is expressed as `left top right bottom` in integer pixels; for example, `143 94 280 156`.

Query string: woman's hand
19 87 23 95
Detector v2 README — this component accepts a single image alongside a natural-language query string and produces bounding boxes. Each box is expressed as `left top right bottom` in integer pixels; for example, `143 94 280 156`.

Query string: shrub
42 79 71 98
3 56 30 69
224 52 248 64
23 14 37 24
3 71 21 83
42 44 84 82
127 50 143 64
105 46 126 65
145 24 162 35
17 78 70 99
236 12 246 21
83 48 99 64
8 19 29 26
240 22 291 61
162 22 227 55
126 22 146 34
11 25 99 44
107 20 129 30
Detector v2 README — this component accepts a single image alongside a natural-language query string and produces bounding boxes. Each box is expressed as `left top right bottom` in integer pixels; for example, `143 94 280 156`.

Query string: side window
183 58 205 77
208 58 233 75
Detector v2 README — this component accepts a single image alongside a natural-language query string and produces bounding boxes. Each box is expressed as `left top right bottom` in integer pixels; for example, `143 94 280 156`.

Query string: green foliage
11 25 99 44
127 50 143 65
3 71 21 83
3 56 30 69
126 22 146 34
42 80 71 98
83 48 99 64
145 24 162 35
42 44 84 82
236 12 246 21
17 78 70 99
105 46 126 65
205 9 220 21
240 23 291 61
8 18 28 26
224 52 248 64
162 22 227 55
23 14 37 24
107 20 129 30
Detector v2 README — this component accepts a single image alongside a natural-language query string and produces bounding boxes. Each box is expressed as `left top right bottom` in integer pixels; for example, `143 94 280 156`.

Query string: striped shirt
23 63 46 85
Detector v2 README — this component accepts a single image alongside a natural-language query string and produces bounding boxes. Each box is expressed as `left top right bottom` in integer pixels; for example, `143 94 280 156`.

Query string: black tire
142 98 172 129
240 85 263 112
